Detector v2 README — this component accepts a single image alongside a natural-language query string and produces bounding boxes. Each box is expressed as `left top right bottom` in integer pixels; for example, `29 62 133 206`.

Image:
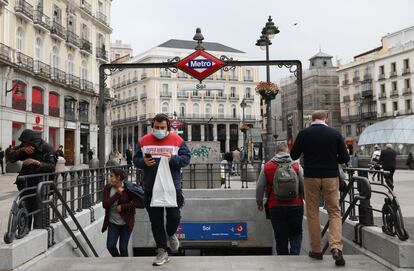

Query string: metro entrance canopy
98 28 304 166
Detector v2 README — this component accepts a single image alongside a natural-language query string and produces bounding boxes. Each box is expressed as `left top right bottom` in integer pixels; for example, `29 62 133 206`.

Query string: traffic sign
176 50 225 82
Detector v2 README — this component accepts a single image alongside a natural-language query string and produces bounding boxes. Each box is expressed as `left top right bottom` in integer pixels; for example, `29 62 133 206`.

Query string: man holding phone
133 113 191 266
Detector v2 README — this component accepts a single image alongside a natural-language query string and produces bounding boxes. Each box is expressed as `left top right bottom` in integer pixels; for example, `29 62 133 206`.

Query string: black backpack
123 181 145 208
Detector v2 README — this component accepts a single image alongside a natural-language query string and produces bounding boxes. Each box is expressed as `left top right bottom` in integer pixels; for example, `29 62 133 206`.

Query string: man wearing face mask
133 113 191 266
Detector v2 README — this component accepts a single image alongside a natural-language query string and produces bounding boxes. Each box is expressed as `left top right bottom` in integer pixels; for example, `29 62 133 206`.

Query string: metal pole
98 66 106 167
296 63 304 132
265 43 274 161
242 105 247 161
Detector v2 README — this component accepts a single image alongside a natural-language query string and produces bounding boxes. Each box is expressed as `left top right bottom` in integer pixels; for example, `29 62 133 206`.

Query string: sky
111 0 414 80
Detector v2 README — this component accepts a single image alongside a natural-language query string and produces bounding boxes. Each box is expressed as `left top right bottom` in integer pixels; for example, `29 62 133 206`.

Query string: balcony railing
66 31 79 47
216 93 227 100
141 73 147 80
403 88 412 96
244 94 254 100
160 72 171 78
12 97 26 111
66 74 80 88
229 76 238 81
49 107 59 117
402 68 411 75
389 71 397 78
140 93 147 100
342 79 349 86
362 111 377 119
79 0 92 15
32 103 43 114
353 93 361 100
379 93 387 100
361 89 373 97
229 94 239 100
0 43 11 62
51 21 66 40
79 113 89 123
177 93 188 99
96 47 108 62
64 110 76 121
15 0 33 21
51 68 66 84
33 60 51 78
132 76 138 83
244 76 253 82
343 95 350 102
350 114 362 122
16 52 33 71
33 10 50 31
378 73 386 80
95 11 107 25
363 74 372 81
191 92 201 99
80 79 93 92
352 76 360 84
160 91 172 97
80 39 92 54
390 91 399 98
341 116 350 123
114 97 138 105
204 93 214 99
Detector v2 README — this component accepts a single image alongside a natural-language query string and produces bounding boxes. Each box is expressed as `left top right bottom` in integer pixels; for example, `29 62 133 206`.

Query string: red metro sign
170 119 184 130
176 50 225 82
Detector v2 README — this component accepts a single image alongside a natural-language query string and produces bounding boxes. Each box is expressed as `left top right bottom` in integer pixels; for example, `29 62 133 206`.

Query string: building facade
110 39 262 157
280 51 340 147
337 26 414 154
110 39 132 62
0 0 112 165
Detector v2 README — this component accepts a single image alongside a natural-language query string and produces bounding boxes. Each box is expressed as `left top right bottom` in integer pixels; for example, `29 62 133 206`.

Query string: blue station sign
176 222 247 240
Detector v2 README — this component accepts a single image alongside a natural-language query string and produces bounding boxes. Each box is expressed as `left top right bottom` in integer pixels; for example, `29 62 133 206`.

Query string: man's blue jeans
106 222 132 257
269 205 304 255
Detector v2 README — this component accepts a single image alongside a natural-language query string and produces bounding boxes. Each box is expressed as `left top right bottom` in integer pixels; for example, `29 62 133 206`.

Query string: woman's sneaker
153 248 169 266
168 234 180 252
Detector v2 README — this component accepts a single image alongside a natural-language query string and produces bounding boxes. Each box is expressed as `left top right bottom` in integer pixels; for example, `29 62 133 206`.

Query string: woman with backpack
256 143 304 255
102 168 140 256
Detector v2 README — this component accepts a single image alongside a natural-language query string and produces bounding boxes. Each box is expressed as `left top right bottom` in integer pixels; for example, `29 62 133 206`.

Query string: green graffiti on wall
190 145 211 158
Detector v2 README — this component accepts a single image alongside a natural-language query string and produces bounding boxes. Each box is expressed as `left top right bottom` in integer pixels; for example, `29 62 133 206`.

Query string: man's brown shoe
331 249 346 266
308 251 323 260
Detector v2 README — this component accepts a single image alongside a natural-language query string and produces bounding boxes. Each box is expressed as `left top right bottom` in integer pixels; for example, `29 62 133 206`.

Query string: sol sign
170 119 183 130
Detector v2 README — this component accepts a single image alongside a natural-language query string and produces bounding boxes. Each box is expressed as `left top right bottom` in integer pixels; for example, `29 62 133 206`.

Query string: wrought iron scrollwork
277 64 300 79
382 197 409 240
3 202 30 244
102 68 123 88
165 56 180 73
220 55 236 72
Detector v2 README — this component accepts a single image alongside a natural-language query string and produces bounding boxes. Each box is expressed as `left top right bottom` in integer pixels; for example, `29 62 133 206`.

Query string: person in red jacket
102 168 140 257
256 142 304 255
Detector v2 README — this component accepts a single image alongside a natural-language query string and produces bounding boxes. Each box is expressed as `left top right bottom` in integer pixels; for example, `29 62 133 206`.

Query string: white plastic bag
150 156 177 207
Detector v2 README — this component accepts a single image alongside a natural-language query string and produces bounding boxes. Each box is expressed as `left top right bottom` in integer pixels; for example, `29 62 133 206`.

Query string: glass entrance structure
358 115 414 155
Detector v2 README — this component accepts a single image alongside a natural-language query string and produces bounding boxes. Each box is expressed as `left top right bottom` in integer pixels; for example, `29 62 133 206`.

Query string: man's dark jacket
379 148 397 170
7 129 56 189
290 124 350 178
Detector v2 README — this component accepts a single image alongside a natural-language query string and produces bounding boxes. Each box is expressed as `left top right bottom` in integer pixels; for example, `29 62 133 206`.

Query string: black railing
15 0 33 20
12 97 26 111
64 110 76 121
16 52 33 71
95 11 107 25
96 47 108 61
49 106 59 117
80 39 92 54
33 60 51 77
319 167 410 252
79 113 89 123
66 74 81 88
33 10 50 30
80 79 94 92
80 0 92 15
0 43 11 61
32 103 43 114
3 165 133 244
66 31 79 47
51 68 66 84
51 21 66 40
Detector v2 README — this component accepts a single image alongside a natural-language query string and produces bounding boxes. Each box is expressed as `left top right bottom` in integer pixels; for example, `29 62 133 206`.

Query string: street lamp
256 15 280 162
240 98 247 161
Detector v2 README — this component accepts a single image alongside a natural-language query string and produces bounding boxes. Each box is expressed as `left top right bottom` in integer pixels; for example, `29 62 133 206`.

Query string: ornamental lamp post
255 15 280 162
240 99 248 161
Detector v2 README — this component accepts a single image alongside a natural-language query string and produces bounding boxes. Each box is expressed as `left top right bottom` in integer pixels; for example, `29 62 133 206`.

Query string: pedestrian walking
6 129 57 229
256 143 304 255
0 147 5 174
88 149 94 162
406 152 413 170
133 113 191 266
125 145 133 166
102 168 140 257
380 144 397 190
232 148 241 175
290 110 349 266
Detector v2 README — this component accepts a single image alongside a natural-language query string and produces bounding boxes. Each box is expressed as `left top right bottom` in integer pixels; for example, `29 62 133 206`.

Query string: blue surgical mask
153 129 168 140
